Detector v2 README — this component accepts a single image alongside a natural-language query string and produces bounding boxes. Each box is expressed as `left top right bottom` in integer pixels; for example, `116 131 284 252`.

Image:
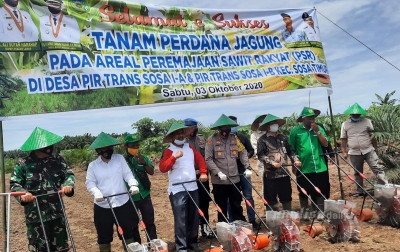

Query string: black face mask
219 128 231 137
190 128 198 137
98 149 113 159
5 0 18 7
38 145 54 155
48 6 61 14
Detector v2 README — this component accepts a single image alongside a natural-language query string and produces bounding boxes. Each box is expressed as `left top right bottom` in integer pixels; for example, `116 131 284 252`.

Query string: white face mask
174 139 186 145
269 123 279 132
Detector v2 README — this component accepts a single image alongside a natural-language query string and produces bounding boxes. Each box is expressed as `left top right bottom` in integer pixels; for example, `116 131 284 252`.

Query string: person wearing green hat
340 103 387 197
159 122 208 252
85 132 140 252
123 134 157 243
10 127 76 252
289 107 330 216
257 114 301 211
205 114 251 223
250 114 267 183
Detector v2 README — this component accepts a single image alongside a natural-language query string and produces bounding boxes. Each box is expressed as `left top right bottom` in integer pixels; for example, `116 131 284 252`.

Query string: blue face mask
231 126 238 133
350 117 361 122
174 139 185 145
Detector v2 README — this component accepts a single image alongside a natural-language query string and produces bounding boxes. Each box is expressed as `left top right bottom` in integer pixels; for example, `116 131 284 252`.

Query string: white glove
94 192 104 202
129 185 139 195
217 172 227 181
244 169 252 178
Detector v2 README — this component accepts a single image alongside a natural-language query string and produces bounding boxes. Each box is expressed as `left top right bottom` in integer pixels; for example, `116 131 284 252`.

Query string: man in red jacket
160 122 208 252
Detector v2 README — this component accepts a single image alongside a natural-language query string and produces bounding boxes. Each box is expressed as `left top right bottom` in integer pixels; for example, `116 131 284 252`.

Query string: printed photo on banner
0 0 40 51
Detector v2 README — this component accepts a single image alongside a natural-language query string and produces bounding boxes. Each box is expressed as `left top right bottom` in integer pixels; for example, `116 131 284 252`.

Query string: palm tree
372 90 398 106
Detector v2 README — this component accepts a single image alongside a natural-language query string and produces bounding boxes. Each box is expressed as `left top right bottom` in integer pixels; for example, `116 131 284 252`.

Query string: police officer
10 127 76 252
40 0 81 43
184 118 215 238
0 0 38 42
205 114 251 222
301 12 321 42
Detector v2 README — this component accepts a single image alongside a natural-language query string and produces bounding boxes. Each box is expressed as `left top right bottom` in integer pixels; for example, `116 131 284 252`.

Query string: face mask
127 148 139 156
174 139 185 145
48 6 61 14
190 128 198 137
269 124 279 132
220 128 231 137
231 126 238 133
351 117 361 122
99 149 113 159
38 145 54 155
5 0 18 7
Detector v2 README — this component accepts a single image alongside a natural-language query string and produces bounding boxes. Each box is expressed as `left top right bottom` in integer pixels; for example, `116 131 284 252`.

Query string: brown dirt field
1 159 400 252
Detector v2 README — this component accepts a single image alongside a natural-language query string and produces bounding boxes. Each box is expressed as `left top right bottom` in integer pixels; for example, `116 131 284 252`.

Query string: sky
1 0 400 151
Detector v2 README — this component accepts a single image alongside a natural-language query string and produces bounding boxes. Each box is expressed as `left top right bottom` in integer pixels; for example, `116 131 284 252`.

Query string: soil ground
1 159 400 252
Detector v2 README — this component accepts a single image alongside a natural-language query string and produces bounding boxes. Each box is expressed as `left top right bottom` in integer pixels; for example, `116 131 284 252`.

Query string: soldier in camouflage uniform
10 127 76 252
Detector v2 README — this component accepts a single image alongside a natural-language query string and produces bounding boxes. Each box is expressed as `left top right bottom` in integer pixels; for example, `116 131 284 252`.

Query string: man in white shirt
160 122 208 252
39 0 80 43
340 103 387 197
250 114 267 182
0 0 38 42
301 12 321 42
86 132 139 252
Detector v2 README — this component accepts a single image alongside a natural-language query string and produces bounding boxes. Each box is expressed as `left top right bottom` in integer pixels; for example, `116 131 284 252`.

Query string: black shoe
351 192 366 198
200 224 216 239
188 244 202 252
250 220 259 229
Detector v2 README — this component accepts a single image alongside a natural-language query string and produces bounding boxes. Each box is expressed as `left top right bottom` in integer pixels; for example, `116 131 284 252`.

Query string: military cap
183 118 198 126
302 12 312 20
258 114 286 131
46 0 62 6
20 127 63 151
163 122 195 143
124 134 141 144
281 13 291 18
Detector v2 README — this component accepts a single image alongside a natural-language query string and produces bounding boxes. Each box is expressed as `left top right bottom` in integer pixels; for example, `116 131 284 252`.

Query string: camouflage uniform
10 152 75 252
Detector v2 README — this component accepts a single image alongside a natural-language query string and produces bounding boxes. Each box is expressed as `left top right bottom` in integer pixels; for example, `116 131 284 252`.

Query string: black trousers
132 195 157 243
169 190 199 251
212 183 245 222
263 176 292 206
196 179 211 225
94 200 137 244
297 171 330 206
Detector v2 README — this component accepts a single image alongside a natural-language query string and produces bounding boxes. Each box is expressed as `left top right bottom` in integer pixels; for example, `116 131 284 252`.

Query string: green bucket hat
296 107 321 122
124 134 141 144
251 114 267 131
343 103 367 115
88 132 121 150
20 127 63 151
163 122 195 143
258 114 286 131
210 114 238 130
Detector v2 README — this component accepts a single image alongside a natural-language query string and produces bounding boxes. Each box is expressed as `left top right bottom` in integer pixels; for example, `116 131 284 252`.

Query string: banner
0 0 331 116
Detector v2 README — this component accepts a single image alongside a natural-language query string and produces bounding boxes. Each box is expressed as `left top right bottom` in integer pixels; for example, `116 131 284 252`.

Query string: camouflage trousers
26 218 69 252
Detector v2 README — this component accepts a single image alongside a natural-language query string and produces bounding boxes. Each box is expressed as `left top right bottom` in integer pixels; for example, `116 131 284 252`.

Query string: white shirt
0 4 38 42
39 13 80 43
86 154 138 208
250 130 265 157
301 23 321 42
167 143 198 195
340 118 375 155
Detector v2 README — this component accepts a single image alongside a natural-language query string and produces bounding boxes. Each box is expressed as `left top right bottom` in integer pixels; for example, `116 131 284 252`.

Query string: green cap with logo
210 114 238 130
251 114 267 131
88 132 121 150
258 114 286 131
124 134 141 144
343 103 367 115
296 107 321 122
163 122 194 143
20 127 63 151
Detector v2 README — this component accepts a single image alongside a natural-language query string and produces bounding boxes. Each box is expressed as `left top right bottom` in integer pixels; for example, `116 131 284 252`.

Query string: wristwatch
316 131 321 135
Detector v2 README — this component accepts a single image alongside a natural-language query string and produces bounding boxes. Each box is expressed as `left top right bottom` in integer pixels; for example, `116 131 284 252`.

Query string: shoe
188 244 202 252
201 224 216 239
351 192 366 198
250 220 259 229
